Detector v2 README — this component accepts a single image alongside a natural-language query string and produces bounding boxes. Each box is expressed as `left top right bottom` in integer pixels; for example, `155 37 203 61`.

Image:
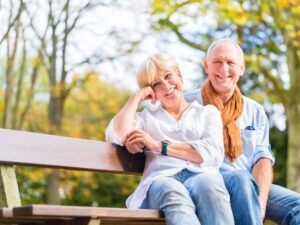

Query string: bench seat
0 128 165 224
1 205 165 224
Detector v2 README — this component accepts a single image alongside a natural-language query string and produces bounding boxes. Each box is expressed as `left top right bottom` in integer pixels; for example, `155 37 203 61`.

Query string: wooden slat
0 208 12 218
13 205 164 221
0 207 73 220
2 206 165 224
0 129 145 175
100 221 166 225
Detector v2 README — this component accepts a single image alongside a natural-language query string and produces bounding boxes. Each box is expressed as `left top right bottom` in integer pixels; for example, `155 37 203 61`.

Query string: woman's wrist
149 140 162 153
130 92 143 103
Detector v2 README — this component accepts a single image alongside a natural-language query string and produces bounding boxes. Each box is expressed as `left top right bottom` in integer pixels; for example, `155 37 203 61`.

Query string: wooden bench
0 128 165 225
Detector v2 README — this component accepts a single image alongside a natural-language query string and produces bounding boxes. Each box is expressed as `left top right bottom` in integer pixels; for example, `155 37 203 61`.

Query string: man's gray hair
206 38 244 63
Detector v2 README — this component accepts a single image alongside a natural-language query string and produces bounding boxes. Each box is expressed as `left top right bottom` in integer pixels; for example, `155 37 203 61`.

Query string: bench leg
0 166 21 207
0 166 22 225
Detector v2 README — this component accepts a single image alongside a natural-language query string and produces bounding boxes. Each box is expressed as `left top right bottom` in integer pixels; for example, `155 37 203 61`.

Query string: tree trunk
2 14 22 129
48 95 64 133
46 95 65 204
12 33 26 129
286 102 300 192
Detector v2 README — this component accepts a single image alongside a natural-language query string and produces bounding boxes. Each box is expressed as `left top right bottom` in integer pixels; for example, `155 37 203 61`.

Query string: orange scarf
201 80 244 162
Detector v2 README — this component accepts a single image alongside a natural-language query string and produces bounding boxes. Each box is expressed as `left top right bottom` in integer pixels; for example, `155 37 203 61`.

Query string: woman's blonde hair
137 53 182 88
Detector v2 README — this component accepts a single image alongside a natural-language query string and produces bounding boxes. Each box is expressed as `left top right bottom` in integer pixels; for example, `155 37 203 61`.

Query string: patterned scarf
201 80 244 162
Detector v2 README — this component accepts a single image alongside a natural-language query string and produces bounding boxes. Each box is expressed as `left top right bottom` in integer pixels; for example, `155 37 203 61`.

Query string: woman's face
151 69 183 106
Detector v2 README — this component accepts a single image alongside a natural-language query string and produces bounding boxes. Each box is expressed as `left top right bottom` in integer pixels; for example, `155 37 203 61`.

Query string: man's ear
240 61 245 76
177 70 183 82
203 59 209 75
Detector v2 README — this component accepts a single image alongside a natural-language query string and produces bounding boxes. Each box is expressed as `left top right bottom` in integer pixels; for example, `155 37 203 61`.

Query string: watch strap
161 141 168 155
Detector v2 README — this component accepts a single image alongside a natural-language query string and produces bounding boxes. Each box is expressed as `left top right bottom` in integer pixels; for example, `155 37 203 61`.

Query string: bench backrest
0 128 145 175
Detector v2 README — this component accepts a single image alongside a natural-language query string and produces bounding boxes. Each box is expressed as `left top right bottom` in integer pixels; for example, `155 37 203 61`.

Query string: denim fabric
147 169 234 225
222 170 263 225
266 184 300 225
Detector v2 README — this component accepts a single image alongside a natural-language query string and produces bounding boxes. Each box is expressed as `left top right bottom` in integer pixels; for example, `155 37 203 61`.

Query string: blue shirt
184 89 275 173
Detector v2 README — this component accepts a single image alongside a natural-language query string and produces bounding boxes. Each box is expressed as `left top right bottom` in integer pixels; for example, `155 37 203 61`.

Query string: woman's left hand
125 139 144 154
126 130 161 153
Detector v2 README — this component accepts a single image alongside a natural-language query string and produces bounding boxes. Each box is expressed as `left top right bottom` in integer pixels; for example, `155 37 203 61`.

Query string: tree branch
259 66 288 106
0 0 24 45
159 18 206 52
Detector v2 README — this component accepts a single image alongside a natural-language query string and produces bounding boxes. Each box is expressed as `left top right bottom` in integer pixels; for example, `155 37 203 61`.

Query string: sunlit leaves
63 71 130 140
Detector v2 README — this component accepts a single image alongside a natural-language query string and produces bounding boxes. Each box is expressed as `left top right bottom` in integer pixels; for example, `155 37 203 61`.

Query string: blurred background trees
0 0 298 206
0 0 140 206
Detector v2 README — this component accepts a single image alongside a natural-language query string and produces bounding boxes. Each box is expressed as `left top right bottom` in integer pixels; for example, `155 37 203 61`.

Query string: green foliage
16 167 48 204
60 171 140 207
269 127 287 186
18 168 141 207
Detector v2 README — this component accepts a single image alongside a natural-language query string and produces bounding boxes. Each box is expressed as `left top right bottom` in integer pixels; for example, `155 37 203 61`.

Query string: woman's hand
134 86 156 104
126 130 161 153
111 86 156 144
125 139 144 154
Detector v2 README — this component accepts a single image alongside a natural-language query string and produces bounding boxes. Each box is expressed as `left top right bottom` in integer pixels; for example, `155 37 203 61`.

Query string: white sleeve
105 117 123 145
105 111 146 145
184 105 224 168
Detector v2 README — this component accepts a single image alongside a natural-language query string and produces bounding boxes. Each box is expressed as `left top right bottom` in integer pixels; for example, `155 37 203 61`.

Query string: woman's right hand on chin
135 86 156 104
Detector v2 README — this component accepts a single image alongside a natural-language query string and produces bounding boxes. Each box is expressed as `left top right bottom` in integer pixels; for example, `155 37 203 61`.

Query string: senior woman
105 53 234 225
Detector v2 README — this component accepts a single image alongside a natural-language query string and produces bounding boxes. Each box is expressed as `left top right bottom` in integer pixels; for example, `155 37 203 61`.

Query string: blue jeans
266 184 300 225
147 169 234 225
222 170 262 225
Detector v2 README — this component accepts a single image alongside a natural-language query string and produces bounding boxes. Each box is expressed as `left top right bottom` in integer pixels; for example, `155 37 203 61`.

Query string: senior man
184 38 300 225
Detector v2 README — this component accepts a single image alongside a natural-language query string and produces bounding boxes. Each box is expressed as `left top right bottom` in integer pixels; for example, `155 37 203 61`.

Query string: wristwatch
161 140 170 156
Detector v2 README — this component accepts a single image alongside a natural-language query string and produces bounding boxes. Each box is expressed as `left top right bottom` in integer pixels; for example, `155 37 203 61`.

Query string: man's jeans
222 170 262 225
223 170 300 225
266 184 300 225
147 169 234 225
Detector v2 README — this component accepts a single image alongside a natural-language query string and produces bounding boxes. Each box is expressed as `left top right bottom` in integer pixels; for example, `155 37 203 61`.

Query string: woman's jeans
147 169 234 225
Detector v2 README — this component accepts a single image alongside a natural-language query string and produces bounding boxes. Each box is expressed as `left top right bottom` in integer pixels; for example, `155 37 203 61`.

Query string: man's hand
126 129 161 153
252 158 273 222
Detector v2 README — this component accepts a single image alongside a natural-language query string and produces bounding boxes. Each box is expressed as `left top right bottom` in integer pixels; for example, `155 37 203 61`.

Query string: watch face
162 139 170 144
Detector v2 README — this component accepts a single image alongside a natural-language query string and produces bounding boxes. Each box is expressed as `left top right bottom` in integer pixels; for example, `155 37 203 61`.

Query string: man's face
204 43 244 96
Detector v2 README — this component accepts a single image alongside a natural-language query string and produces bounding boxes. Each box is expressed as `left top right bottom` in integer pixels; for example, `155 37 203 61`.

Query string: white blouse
105 101 224 209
